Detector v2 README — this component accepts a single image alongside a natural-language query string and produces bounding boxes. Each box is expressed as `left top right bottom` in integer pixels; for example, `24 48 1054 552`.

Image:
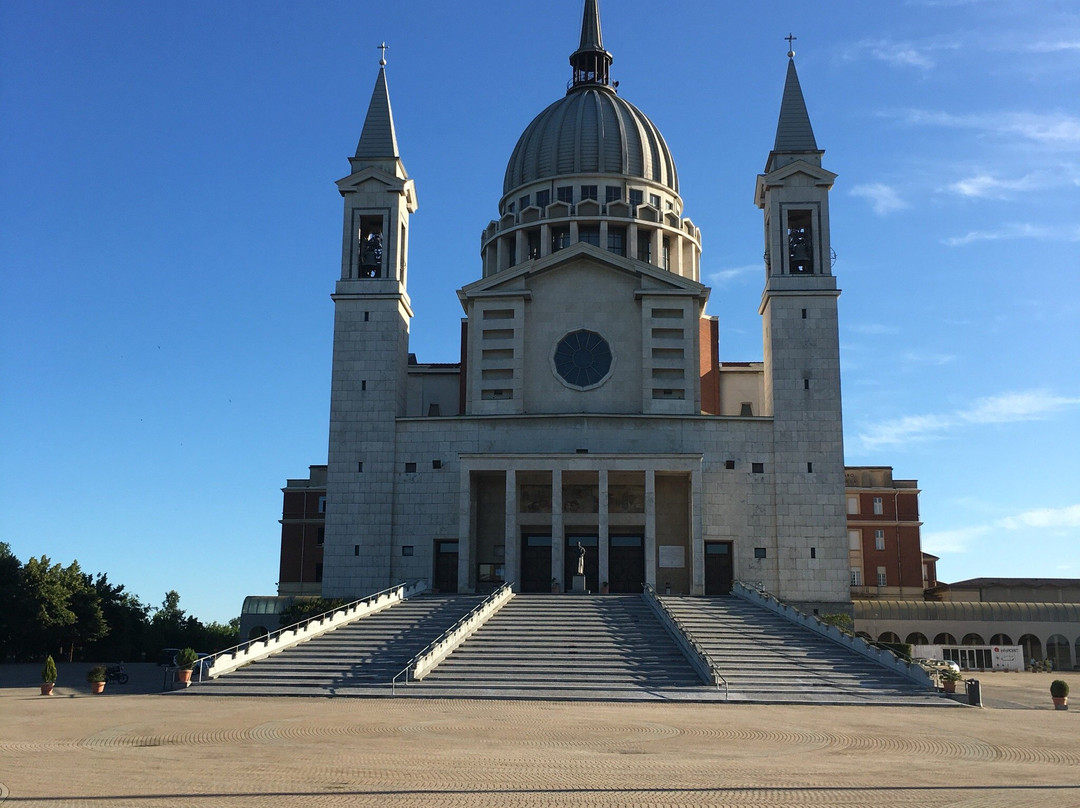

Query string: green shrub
939 667 963 682
175 648 199 670
86 666 106 683
1050 680 1069 698
879 642 913 661
819 613 854 634
278 598 347 627
42 655 57 683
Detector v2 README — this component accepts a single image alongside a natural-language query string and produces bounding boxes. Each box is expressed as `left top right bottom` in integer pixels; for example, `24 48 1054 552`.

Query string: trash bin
965 678 982 707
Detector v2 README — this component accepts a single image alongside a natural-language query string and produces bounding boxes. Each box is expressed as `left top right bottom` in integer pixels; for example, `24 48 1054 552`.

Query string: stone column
515 229 526 266
598 469 609 589
691 466 704 595
540 223 551 257
457 468 472 593
504 469 518 590
627 223 639 260
644 469 657 588
552 468 564 591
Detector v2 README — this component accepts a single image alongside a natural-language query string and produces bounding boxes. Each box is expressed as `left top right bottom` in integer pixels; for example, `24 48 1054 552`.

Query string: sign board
658 545 684 568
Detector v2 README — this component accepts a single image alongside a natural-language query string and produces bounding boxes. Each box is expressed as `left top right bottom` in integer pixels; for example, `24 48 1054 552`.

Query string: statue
576 542 585 576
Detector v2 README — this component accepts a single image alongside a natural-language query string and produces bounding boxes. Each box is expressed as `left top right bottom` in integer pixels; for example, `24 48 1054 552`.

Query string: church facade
318 2 850 614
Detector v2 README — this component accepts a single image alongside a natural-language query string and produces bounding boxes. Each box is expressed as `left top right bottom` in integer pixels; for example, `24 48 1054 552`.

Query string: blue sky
2 1 1077 623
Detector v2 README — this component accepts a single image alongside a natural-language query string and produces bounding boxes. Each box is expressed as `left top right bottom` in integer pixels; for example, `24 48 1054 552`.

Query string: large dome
503 86 679 196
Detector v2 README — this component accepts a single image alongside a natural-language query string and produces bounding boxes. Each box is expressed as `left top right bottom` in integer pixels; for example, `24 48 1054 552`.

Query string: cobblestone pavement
1 673 1077 807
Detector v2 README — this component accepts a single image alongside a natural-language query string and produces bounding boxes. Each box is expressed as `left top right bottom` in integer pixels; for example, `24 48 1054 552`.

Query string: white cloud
891 109 1080 148
925 504 1080 554
998 504 1080 531
946 173 1043 198
943 222 1080 247
901 351 957 366
849 183 908 215
848 323 901 336
706 264 758 285
842 36 960 69
857 389 1080 448
1018 40 1080 54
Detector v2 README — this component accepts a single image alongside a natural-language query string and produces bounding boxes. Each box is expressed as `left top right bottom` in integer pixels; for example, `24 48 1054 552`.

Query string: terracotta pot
1053 696 1068 710
90 681 105 694
178 669 193 684
942 680 956 694
40 683 54 696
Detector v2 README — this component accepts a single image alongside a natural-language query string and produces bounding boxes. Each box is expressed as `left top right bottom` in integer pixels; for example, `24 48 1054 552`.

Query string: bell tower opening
786 209 814 274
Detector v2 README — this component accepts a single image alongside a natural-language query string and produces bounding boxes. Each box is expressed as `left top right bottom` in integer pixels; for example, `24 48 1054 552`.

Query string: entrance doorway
609 534 644 593
433 540 459 593
520 534 552 593
704 541 733 596
564 534 599 592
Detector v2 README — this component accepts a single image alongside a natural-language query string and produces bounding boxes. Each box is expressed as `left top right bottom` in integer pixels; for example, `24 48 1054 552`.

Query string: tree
19 555 77 658
85 574 149 661
0 542 24 660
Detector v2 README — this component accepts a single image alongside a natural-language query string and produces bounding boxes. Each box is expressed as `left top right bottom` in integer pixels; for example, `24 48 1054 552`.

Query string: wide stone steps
659 596 942 703
404 595 709 699
190 595 484 693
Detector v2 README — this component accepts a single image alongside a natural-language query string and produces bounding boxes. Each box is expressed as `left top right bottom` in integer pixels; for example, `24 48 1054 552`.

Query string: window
354 545 360 556
361 380 367 391
432 459 442 470
405 462 417 473
875 530 885 551
536 189 550 208
876 567 888 587
519 194 530 210
803 378 810 390
810 547 816 559
401 545 414 557
848 530 860 550
847 496 859 514
605 186 622 203
579 226 600 247
662 237 671 270
507 202 515 214
357 462 364 473
851 568 862 586
607 227 626 256
557 186 573 203
629 189 642 209
636 231 652 264
740 403 754 417
807 462 813 473
527 230 541 260
873 496 883 515
314 563 323 583
581 185 597 200
752 462 764 474
552 227 571 252
318 495 326 513
754 547 767 559
364 311 370 322
316 527 325 545
725 460 735 470
649 193 661 209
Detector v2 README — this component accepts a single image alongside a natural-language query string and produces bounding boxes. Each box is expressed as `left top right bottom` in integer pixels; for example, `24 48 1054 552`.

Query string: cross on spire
378 42 389 67
785 33 797 58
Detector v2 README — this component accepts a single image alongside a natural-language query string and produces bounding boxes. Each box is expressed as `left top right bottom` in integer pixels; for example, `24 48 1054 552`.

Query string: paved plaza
0 666 1076 807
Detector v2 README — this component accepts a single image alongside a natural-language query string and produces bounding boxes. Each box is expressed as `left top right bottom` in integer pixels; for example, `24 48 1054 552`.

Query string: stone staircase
660 596 946 705
186 595 484 696
405 594 711 700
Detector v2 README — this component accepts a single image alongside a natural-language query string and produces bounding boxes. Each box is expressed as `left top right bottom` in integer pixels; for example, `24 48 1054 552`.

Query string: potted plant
175 648 199 684
86 666 106 694
939 667 963 694
1050 680 1069 710
41 655 57 696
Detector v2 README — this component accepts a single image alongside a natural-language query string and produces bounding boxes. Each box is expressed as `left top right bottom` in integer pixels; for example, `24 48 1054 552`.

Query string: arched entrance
1047 634 1072 671
905 632 928 646
989 633 1013 646
934 633 956 645
1018 634 1042 665
961 633 984 645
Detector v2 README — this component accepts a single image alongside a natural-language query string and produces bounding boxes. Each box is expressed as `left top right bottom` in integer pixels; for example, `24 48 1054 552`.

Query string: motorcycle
105 663 129 685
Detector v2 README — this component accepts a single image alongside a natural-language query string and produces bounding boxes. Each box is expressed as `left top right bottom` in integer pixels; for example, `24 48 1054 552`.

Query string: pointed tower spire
569 0 612 91
772 58 817 153
355 50 399 160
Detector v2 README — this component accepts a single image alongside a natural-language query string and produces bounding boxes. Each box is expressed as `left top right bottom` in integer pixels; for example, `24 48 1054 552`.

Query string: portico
457 453 703 596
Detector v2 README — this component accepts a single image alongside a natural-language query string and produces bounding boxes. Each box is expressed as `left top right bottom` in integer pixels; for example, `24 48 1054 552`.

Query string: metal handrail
201 581 421 677
392 582 513 694
643 584 728 699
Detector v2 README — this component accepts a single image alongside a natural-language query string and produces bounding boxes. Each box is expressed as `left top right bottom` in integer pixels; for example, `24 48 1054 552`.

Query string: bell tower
322 50 418 598
755 45 849 611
